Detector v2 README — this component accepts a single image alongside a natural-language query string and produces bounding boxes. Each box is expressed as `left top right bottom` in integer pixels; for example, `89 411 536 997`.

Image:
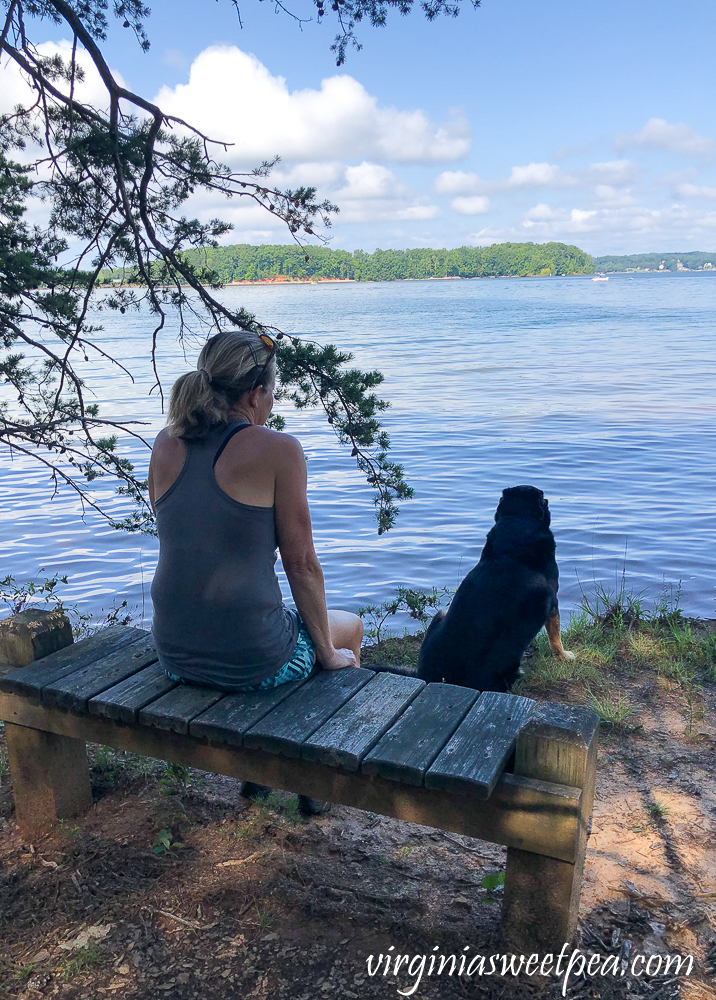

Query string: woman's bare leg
327 610 363 666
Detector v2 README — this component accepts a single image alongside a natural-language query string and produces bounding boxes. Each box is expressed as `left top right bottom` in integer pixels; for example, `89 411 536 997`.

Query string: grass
255 791 302 826
587 691 635 727
230 822 258 842
361 578 716 729
513 576 716 711
253 904 273 930
89 745 196 796
62 944 103 981
360 629 423 669
648 800 671 822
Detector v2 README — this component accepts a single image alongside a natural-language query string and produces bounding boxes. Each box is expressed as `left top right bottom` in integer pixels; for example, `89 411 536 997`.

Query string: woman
149 330 363 702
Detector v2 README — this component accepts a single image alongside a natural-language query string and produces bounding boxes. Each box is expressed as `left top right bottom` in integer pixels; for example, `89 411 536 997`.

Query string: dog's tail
367 663 419 679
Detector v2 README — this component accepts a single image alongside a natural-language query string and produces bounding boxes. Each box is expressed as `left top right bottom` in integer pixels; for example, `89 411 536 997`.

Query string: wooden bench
0 609 598 952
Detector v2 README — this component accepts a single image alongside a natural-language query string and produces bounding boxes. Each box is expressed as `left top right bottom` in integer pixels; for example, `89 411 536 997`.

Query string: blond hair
166 331 275 439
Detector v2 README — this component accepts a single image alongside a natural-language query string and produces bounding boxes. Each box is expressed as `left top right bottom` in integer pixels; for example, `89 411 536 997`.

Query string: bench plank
42 637 159 712
189 674 314 746
425 691 535 799
139 684 226 734
301 671 425 771
362 683 479 785
88 664 177 723
0 626 148 700
244 667 375 756
0 689 585 865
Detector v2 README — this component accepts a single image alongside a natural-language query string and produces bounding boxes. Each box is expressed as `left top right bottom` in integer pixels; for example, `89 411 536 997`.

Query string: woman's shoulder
152 426 185 456
218 424 305 471
244 424 304 455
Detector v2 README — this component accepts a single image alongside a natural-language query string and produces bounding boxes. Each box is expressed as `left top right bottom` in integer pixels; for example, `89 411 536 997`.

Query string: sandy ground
1 669 715 1000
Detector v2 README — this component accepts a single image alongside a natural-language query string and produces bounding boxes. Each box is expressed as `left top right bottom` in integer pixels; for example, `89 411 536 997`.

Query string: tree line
131 241 594 283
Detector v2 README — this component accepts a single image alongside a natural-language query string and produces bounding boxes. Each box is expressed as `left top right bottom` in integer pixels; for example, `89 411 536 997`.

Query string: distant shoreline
99 269 716 291
103 273 595 290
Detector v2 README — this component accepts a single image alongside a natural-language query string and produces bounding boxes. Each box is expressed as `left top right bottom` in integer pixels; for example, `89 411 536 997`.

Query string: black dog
416 485 574 692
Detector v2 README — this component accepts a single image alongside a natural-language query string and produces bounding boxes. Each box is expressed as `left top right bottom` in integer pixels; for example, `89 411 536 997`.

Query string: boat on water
592 273 609 282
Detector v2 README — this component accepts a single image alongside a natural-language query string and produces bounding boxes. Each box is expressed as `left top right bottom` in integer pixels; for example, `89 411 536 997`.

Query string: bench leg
5 723 93 837
503 845 586 951
500 703 599 952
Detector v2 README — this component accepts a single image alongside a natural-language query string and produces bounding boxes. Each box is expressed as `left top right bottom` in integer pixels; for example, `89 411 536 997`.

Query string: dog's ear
542 497 551 527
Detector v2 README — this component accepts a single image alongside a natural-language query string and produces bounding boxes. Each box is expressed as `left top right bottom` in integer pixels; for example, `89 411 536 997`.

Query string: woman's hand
317 646 356 671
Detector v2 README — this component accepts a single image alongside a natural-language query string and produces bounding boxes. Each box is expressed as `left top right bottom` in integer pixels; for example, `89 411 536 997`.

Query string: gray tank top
150 420 299 689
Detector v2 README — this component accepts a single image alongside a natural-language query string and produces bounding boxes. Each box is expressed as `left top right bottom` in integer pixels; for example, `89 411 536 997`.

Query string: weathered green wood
362 683 479 785
301 671 425 771
139 683 226 734
0 689 583 863
425 691 535 799
0 609 73 670
42 636 158 712
244 667 374 757
502 702 600 951
0 625 148 700
5 722 92 835
88 663 177 723
189 675 312 746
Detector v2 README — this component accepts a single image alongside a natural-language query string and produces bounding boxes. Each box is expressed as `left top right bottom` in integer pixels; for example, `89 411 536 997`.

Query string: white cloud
676 183 716 200
395 205 441 220
585 160 641 186
434 170 482 196
273 162 346 187
335 163 403 200
436 163 574 199
451 196 490 215
506 162 576 188
154 46 470 165
525 203 557 220
0 40 127 115
569 209 598 227
521 202 716 242
593 185 636 208
334 200 440 224
465 228 502 245
615 118 713 157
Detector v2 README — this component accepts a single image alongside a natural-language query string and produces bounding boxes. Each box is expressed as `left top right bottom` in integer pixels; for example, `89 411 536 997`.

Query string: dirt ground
1 654 715 999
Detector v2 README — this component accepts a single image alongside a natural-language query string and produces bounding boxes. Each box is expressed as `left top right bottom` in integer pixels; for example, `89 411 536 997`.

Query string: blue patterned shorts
236 623 316 692
163 621 316 692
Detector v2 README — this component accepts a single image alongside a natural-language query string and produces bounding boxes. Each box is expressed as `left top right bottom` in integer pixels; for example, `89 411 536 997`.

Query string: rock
30 949 52 963
58 923 114 951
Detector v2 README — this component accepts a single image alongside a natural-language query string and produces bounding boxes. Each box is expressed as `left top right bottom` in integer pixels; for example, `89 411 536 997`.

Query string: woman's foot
297 795 332 816
241 781 271 800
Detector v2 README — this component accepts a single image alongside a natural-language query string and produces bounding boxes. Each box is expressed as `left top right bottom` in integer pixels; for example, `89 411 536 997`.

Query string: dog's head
494 485 550 526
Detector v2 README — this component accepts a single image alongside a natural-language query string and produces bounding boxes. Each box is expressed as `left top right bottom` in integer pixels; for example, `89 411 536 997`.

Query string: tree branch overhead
0 0 485 533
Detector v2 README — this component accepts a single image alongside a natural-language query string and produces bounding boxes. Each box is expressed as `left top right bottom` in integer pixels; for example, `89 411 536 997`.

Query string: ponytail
166 331 275 440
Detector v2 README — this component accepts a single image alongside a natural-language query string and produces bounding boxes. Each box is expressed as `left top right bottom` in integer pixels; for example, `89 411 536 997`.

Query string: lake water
2 271 715 628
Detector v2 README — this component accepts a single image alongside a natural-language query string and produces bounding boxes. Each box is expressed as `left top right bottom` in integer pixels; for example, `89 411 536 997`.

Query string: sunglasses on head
250 332 279 391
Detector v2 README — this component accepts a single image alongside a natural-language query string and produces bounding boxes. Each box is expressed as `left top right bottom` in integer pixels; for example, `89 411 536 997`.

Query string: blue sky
7 0 716 254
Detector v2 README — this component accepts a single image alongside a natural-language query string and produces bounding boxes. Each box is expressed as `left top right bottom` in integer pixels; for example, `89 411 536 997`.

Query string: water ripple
1 272 715 623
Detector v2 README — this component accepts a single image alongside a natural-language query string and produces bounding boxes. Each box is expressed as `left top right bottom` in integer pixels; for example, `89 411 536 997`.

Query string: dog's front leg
545 605 575 660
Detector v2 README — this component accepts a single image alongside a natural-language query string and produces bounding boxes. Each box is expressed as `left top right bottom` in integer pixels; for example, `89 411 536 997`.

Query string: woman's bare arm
274 435 355 670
